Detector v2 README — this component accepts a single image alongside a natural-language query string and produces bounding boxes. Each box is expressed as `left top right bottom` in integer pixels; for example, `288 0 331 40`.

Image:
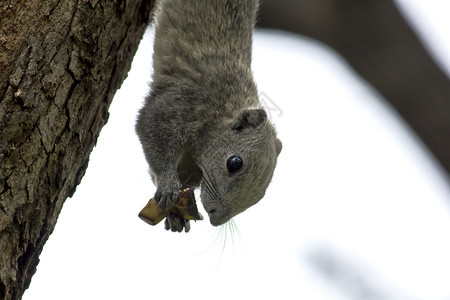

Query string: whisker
200 170 221 200
228 219 242 247
193 157 219 196
181 173 194 187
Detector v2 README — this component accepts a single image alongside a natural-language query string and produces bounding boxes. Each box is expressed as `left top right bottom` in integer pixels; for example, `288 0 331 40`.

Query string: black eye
226 156 243 174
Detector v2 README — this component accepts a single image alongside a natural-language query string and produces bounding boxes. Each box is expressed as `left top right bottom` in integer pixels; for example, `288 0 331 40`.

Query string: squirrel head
197 108 282 226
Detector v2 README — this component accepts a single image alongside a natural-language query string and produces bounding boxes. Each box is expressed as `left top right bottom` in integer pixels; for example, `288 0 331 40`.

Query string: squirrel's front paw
154 184 180 212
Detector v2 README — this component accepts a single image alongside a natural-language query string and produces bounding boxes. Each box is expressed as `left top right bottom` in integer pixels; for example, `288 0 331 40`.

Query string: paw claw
164 213 190 233
154 188 179 212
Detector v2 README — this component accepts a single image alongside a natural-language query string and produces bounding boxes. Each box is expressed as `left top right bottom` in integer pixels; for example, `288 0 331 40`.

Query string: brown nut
138 197 166 226
138 188 203 226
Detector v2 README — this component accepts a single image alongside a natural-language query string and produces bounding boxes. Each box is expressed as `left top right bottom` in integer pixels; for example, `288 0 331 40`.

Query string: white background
24 1 450 299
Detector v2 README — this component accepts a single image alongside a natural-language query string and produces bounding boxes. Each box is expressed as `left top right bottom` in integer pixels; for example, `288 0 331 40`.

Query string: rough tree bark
258 0 450 179
0 1 154 299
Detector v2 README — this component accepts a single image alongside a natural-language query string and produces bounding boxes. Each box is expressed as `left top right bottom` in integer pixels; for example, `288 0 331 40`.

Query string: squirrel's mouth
208 208 231 226
200 187 231 226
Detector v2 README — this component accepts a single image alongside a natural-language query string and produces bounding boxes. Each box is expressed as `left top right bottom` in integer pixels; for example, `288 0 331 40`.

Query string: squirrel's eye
226 156 243 174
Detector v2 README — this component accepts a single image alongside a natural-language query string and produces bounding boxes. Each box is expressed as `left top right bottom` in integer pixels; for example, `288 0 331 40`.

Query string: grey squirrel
136 0 282 231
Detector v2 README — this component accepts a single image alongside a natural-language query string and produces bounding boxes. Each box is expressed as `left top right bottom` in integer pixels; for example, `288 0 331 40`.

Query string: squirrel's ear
275 138 282 155
232 109 267 131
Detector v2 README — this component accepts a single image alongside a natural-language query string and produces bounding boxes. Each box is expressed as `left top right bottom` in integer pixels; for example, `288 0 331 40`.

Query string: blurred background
24 1 450 299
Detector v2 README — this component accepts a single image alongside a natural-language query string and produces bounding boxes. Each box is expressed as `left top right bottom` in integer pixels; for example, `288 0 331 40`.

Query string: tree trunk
258 0 450 179
0 1 154 299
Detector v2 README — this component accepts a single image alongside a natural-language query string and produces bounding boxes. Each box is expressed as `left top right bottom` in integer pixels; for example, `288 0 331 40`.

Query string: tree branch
258 0 450 179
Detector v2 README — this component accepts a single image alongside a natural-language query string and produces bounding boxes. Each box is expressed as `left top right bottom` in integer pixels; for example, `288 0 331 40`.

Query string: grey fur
136 0 282 229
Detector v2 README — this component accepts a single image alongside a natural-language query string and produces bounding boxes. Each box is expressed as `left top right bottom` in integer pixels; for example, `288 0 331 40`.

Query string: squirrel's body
136 0 281 231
